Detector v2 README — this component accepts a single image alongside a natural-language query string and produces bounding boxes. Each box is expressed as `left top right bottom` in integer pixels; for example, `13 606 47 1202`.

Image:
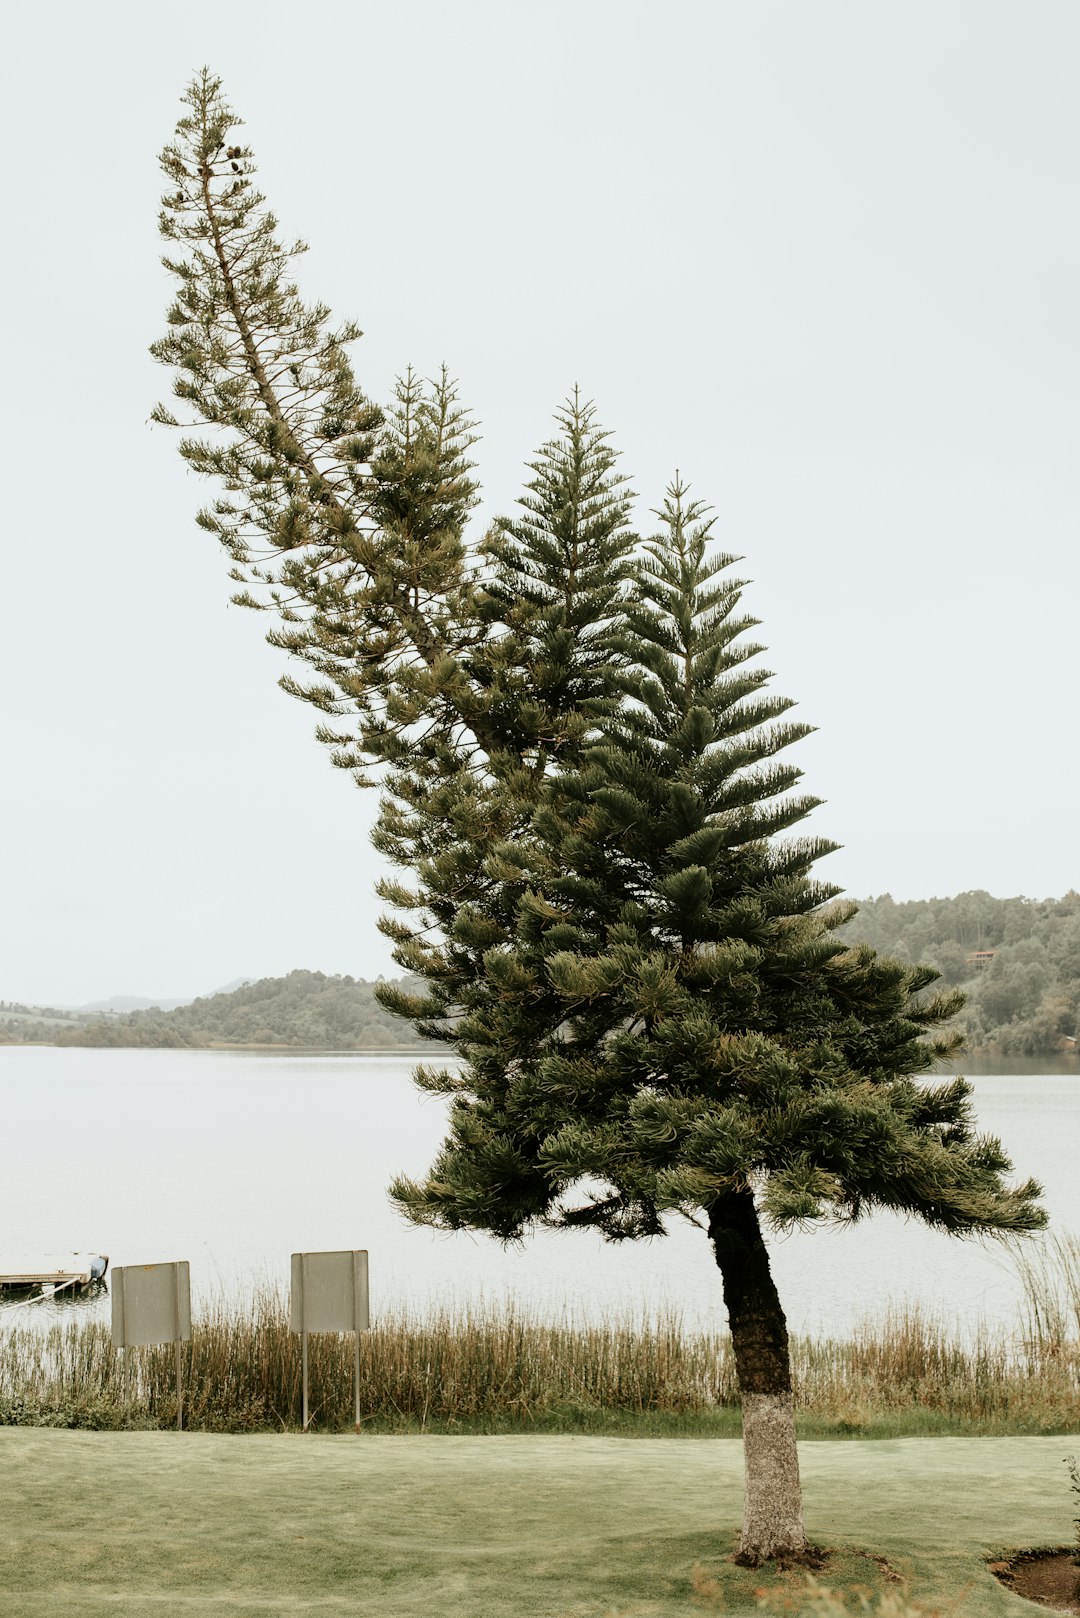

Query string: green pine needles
152 72 1046 1565
388 481 1045 1247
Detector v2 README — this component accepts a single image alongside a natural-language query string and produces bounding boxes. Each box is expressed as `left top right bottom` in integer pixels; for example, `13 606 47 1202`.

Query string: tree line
842 890 1080 1056
5 891 1076 1055
0 972 434 1050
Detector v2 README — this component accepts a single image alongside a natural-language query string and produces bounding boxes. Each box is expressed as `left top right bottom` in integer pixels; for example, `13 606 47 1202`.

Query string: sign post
111 1261 192 1431
290 1250 369 1433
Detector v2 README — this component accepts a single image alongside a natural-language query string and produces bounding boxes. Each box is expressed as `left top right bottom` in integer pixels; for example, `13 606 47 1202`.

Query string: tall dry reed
1 1238 1076 1433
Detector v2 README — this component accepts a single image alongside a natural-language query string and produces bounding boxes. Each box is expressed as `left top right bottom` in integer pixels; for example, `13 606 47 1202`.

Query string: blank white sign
111 1261 191 1348
290 1250 369 1334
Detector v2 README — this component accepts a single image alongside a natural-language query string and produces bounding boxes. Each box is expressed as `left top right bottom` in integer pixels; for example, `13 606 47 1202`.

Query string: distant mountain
75 978 255 1014
76 994 191 1014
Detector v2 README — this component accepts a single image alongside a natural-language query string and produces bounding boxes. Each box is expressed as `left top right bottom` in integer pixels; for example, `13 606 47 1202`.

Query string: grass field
1 1429 1077 1616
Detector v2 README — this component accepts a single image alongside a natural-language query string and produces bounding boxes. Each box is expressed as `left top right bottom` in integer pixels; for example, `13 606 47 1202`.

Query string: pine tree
152 71 495 789
152 72 631 800
388 484 1046 1562
153 76 1045 1567
374 391 638 1038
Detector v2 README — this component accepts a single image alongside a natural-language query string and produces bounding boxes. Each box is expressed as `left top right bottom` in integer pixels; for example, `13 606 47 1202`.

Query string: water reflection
0 1277 108 1325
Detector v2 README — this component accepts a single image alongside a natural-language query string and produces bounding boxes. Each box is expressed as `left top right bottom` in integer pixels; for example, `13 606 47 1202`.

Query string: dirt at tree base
989 1550 1080 1614
732 1542 829 1571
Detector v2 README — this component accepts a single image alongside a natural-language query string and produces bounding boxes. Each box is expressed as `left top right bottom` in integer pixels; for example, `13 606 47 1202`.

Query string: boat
0 1253 109 1295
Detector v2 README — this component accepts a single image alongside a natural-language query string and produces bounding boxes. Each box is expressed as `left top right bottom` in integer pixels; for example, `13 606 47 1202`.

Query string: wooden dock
0 1254 109 1292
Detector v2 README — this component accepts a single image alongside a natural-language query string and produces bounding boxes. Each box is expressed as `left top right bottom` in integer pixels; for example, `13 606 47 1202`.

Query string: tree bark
708 1189 808 1565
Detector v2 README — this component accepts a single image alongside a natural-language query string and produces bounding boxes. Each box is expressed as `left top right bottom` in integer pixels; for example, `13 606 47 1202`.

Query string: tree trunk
708 1189 809 1565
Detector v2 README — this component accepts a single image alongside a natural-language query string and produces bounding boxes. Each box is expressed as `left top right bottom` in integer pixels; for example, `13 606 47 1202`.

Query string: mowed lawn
0 1429 1076 1617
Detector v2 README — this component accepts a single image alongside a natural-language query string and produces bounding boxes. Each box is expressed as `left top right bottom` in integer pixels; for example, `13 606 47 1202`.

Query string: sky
1 1 1077 1007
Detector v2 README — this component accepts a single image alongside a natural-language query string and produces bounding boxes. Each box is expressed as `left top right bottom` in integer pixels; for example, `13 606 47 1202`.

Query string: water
1 1047 1076 1337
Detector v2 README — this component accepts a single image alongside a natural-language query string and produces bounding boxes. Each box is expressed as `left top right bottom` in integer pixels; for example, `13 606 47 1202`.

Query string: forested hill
3 891 1078 1054
841 890 1080 1056
0 971 434 1051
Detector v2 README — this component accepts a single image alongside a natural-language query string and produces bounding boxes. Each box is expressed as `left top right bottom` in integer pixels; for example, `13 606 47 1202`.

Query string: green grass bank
1 1429 1077 1616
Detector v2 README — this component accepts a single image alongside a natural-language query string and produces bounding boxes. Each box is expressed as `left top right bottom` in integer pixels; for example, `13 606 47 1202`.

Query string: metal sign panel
290 1250 369 1335
111 1261 191 1348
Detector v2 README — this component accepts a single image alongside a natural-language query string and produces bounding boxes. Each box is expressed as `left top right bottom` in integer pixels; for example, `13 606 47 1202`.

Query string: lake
1 1047 1076 1337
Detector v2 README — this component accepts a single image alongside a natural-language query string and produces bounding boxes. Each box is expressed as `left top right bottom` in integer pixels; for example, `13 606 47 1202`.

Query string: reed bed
1 1237 1077 1436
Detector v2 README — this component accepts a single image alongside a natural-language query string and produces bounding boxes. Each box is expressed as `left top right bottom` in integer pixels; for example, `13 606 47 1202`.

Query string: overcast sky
1 2 1077 1007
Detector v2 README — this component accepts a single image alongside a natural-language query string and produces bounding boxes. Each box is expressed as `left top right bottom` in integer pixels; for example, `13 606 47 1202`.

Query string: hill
0 971 433 1051
841 889 1080 1056
3 891 1078 1055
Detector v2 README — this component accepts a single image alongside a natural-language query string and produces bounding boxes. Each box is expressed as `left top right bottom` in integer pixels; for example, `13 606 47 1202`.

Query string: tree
385 485 1046 1561
152 73 1046 1564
